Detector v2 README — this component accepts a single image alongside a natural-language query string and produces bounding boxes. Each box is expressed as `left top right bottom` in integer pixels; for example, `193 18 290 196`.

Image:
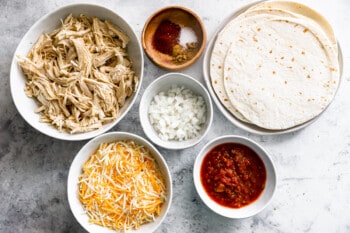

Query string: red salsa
200 143 266 208
152 20 181 55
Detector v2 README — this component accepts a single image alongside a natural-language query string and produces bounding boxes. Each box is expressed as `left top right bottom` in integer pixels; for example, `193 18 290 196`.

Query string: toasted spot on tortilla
291 57 295 62
303 28 309 33
269 49 273 54
272 71 276 75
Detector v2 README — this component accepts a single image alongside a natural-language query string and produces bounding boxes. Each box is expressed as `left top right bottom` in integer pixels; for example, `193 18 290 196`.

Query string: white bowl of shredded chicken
139 73 213 150
10 3 143 140
67 131 172 233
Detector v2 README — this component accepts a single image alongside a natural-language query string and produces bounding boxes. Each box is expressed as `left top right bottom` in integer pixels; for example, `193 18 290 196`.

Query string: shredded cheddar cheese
78 140 166 231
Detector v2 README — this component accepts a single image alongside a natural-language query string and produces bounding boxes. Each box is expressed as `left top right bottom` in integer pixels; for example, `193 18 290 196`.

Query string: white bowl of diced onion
139 72 213 150
67 131 172 233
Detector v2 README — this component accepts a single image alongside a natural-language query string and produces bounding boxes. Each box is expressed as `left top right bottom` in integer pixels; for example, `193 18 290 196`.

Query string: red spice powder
152 20 181 55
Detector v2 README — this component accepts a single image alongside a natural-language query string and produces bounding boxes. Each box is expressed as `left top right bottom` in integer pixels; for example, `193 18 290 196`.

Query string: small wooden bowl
142 6 206 70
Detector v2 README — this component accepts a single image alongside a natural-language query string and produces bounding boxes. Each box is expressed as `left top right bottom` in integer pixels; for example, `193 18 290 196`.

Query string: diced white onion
148 85 206 141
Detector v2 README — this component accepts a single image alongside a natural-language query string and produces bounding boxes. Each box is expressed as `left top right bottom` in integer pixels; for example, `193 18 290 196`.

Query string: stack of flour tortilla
210 0 340 130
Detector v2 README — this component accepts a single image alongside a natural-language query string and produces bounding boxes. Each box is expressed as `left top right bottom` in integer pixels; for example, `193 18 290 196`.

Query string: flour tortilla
246 0 337 45
210 1 339 129
210 15 273 122
210 1 338 124
223 15 339 129
210 11 296 122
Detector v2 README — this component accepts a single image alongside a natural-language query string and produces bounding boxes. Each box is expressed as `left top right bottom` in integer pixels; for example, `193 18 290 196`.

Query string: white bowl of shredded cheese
139 73 213 150
10 3 143 141
67 132 172 233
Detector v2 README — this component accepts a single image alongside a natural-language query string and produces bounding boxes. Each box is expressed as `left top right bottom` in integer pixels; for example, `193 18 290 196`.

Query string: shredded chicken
17 14 138 134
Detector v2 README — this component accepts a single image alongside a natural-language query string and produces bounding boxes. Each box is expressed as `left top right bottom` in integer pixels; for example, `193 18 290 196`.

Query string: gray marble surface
1 0 350 232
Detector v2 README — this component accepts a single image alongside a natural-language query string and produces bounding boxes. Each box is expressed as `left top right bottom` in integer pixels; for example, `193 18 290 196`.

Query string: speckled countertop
1 0 350 232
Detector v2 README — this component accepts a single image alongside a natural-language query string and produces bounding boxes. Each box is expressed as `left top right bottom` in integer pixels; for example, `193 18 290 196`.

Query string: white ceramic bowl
139 73 213 150
67 132 172 233
202 1 343 135
10 3 144 141
193 135 277 218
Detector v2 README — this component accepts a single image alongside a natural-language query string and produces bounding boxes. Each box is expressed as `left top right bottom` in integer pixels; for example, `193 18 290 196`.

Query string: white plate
202 1 343 135
10 3 144 141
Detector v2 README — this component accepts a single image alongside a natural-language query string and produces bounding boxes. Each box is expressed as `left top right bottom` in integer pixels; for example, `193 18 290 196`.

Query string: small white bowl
193 135 277 218
10 3 144 141
139 73 213 150
67 132 172 233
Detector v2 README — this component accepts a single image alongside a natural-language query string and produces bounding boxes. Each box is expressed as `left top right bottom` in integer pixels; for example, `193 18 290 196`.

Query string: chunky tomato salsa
200 143 266 208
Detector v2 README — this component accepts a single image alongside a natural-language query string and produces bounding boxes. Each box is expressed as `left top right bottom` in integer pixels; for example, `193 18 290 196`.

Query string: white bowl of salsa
193 135 277 218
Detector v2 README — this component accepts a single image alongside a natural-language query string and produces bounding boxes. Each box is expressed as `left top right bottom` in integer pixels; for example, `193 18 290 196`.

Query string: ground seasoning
152 20 199 64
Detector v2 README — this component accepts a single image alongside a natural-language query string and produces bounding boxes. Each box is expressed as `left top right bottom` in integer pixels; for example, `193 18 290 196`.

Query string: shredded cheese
78 140 166 231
